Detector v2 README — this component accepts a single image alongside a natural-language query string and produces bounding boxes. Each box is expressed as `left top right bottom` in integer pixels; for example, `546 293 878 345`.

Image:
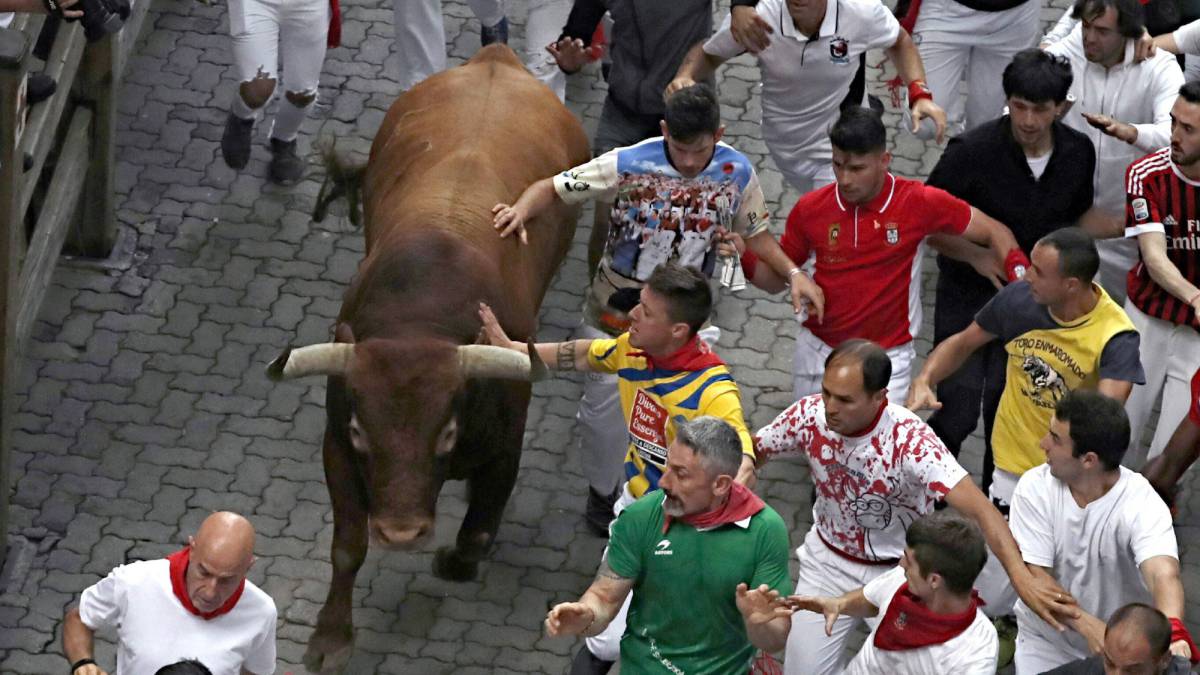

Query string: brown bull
267 45 589 673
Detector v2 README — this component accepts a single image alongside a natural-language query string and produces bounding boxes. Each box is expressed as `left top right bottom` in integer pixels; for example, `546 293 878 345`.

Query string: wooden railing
0 0 154 570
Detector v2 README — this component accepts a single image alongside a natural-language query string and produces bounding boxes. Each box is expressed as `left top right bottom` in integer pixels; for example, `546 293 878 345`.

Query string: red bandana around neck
630 335 725 373
873 583 984 651
662 482 765 534
167 547 245 621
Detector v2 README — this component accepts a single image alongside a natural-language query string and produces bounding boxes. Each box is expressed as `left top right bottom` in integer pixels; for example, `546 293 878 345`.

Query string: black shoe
27 74 55 105
584 486 618 537
221 112 255 170
569 647 614 675
481 16 508 46
268 137 304 185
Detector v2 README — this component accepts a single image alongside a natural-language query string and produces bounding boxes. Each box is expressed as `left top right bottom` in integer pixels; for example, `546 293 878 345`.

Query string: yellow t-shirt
588 334 755 498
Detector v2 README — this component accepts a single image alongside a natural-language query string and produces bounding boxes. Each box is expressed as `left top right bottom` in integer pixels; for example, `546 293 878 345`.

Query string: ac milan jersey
1190 367 1200 426
1125 147 1200 326
782 175 972 348
754 396 968 561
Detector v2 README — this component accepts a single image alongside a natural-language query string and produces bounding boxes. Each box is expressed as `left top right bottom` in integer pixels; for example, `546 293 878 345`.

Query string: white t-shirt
703 0 899 167
845 566 998 675
1173 18 1200 56
755 398 969 561
1010 466 1178 661
79 558 277 675
1026 150 1052 180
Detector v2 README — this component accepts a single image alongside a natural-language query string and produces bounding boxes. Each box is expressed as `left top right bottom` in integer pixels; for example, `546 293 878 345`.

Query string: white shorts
792 324 915 403
228 0 328 94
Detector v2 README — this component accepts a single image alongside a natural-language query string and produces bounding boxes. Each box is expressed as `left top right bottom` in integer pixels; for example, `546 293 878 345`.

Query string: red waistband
818 530 899 566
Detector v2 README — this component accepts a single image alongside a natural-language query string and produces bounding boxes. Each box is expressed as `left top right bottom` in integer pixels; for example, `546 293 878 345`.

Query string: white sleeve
243 604 278 674
1131 57 1185 153
77 568 127 632
732 169 771 239
861 566 905 610
958 627 1000 675
1008 471 1056 568
1044 23 1084 62
1042 6 1076 46
704 9 748 59
1173 19 1200 55
865 1 901 52
1129 483 1179 566
552 150 620 205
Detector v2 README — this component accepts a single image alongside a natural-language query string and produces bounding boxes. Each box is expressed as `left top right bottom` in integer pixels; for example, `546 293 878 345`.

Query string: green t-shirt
606 493 793 674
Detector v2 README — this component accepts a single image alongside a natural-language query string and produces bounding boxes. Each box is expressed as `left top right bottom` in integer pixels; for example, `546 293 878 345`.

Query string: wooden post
0 25 29 570
74 32 116 257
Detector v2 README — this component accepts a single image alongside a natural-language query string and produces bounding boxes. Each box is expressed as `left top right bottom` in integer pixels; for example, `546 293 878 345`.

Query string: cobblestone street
1 0 1198 672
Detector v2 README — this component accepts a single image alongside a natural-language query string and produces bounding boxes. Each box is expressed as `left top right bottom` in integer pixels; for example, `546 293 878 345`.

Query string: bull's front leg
434 447 521 581
304 427 369 675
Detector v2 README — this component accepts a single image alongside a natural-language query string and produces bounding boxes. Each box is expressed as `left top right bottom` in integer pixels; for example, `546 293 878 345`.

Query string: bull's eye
435 419 457 456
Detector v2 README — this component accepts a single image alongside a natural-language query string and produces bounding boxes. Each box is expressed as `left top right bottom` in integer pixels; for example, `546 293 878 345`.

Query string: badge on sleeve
830 37 850 64
1132 198 1149 222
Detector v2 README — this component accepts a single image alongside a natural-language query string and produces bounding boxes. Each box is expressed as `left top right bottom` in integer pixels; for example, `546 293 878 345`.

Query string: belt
817 530 899 566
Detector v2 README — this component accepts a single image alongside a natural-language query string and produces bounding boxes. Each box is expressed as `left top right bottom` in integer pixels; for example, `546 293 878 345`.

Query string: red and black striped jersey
1125 147 1200 326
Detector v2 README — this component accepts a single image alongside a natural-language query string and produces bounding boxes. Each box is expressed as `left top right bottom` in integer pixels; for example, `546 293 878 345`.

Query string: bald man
1043 603 1195 674
63 512 277 675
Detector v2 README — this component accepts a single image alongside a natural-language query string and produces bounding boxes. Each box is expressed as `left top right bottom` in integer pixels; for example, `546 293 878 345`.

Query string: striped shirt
1125 147 1200 325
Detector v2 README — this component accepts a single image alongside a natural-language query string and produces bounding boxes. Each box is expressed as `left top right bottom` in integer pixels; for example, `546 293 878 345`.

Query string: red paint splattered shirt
755 396 968 561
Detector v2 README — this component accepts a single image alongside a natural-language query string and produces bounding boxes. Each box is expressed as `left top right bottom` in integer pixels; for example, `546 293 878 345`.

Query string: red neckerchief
630 335 725 373
662 482 765 534
843 397 889 438
328 0 341 48
167 547 245 620
873 583 984 651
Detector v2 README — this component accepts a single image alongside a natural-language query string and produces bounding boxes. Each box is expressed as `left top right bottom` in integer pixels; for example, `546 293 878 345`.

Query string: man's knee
285 88 317 108
238 71 277 109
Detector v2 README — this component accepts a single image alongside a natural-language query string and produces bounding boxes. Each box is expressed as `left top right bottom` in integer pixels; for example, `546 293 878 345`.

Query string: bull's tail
313 141 368 227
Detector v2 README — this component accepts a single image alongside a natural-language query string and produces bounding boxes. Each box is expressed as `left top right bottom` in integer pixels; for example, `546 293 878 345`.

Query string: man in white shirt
667 0 946 194
62 512 277 675
1009 390 1195 673
1043 0 1185 303
790 511 999 675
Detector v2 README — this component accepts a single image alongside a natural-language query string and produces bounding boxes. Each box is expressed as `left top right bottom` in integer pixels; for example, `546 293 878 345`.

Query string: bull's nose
369 520 432 549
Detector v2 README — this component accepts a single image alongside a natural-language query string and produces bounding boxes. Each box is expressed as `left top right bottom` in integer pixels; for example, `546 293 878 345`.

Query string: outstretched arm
493 178 561 244
545 559 635 638
907 322 996 410
478 303 594 371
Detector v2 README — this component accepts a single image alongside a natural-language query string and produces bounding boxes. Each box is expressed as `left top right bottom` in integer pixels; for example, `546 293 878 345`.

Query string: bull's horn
266 343 355 381
457 345 546 382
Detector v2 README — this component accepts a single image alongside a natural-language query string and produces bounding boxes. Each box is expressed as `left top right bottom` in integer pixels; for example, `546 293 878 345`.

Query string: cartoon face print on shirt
852 492 893 529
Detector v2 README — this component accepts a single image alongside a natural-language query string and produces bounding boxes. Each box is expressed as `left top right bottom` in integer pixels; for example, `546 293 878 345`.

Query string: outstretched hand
736 583 793 626
492 203 529 244
545 602 595 637
785 595 842 636
477 302 517 351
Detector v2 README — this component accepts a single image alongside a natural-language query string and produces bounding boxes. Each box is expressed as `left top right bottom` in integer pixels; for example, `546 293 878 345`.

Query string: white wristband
787 268 803 279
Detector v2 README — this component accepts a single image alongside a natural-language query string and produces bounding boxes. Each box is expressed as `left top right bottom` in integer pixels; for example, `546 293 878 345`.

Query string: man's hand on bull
546 37 589 75
492 202 529 244
477 303 519 351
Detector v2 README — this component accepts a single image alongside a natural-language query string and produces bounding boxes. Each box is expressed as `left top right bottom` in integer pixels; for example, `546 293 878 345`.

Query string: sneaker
268 137 305 185
584 486 618 537
221 112 255 170
480 16 508 46
994 615 1017 669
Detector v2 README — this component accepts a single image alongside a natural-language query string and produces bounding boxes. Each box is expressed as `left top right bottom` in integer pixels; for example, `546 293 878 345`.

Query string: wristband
70 658 96 674
1004 248 1031 282
740 251 759 280
1169 617 1200 664
907 79 933 108
787 267 804 279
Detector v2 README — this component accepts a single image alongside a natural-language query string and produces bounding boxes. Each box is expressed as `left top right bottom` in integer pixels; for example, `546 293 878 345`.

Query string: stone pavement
1 0 1198 673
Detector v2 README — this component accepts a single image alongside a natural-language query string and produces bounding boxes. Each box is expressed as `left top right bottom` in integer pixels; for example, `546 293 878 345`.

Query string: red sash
167 547 245 620
873 583 983 651
663 482 764 534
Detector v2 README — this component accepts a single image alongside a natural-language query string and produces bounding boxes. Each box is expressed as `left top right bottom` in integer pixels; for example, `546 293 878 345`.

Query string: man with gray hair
544 417 794 674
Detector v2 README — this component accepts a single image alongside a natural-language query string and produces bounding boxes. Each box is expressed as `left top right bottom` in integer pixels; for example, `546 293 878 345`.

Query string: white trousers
784 529 889 675
229 0 328 94
584 484 639 661
792 325 915 404
770 156 836 198
912 0 1041 135
1014 629 1078 675
523 0 571 101
975 469 1020 617
1122 300 1200 468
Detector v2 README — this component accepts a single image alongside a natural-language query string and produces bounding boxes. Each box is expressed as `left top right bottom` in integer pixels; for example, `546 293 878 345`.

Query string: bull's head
266 338 545 550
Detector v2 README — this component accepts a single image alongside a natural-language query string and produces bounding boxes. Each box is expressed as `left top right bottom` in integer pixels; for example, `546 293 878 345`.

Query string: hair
155 660 213 675
1002 49 1074 104
1054 390 1130 470
1036 227 1100 283
663 83 721 142
905 512 988 595
646 262 713 336
824 339 892 394
1070 0 1145 39
1107 603 1173 658
674 416 744 479
1180 81 1200 105
829 106 886 155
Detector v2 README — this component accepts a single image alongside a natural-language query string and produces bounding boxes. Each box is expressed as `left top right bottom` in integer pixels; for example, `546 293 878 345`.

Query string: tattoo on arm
557 341 577 371
595 559 630 583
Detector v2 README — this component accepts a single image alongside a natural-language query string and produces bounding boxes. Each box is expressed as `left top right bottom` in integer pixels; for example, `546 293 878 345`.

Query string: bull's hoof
303 631 355 674
433 546 480 581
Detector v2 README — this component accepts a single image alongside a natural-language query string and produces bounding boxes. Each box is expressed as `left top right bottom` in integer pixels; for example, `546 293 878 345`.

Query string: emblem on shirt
1020 353 1069 406
828 222 841 248
654 539 673 556
885 222 900 245
561 170 589 193
894 612 909 630
630 390 669 466
830 37 850 64
852 493 894 530
1132 197 1149 222
1165 214 1178 227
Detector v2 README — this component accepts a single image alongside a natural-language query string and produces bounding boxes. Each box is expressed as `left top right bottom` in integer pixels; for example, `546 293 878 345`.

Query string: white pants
975 469 1020 616
770 155 836 198
1014 629 1077 675
229 0 328 94
793 325 915 404
912 0 1041 135
394 0 505 90
523 0 571 101
784 529 889 675
576 323 721 495
1122 300 1200 468
585 484 639 661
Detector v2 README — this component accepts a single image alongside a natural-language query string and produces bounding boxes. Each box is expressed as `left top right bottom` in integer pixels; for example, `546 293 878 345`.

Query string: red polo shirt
783 174 971 348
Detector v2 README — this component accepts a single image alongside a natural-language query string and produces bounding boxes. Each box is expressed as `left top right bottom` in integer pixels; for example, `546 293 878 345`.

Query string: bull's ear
526 338 548 382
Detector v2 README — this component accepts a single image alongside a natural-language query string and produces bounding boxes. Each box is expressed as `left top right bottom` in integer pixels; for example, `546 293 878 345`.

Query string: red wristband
908 79 933 108
740 251 759 280
1004 248 1031 282
1169 618 1200 664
